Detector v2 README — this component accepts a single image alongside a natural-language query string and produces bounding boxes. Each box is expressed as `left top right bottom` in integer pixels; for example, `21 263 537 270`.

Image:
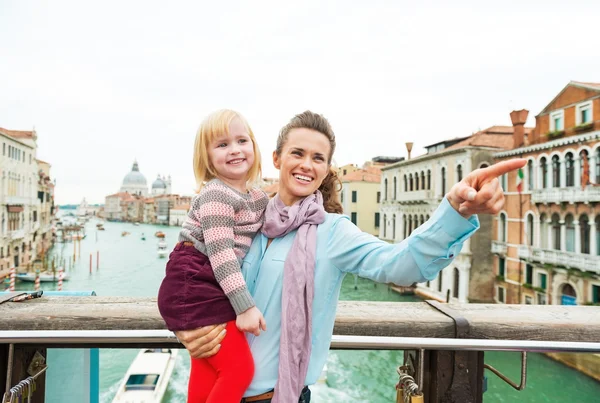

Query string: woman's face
273 128 331 206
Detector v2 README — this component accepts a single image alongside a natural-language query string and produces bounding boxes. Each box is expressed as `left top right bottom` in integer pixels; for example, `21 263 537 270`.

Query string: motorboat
155 231 165 238
157 240 168 258
111 348 178 403
141 233 146 241
16 271 69 282
122 231 130 237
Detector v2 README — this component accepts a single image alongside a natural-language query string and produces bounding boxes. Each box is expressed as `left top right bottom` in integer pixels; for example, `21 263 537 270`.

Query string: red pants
187 321 254 403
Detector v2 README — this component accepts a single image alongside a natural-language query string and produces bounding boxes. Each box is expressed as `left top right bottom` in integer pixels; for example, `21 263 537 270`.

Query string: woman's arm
327 197 479 284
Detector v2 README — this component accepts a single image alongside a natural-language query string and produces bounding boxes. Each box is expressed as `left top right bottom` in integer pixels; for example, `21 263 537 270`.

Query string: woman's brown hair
276 111 343 214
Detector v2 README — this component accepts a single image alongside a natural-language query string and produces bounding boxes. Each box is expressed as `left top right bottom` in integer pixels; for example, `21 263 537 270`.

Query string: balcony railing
518 245 600 274
9 229 26 240
393 189 436 204
491 240 507 255
532 186 600 204
4 195 31 205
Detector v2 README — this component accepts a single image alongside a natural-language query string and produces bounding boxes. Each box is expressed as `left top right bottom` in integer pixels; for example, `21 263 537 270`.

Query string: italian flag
516 168 524 193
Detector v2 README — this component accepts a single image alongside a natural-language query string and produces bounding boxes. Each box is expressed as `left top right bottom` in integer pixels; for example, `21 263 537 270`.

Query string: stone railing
518 245 600 273
491 240 507 255
532 186 600 204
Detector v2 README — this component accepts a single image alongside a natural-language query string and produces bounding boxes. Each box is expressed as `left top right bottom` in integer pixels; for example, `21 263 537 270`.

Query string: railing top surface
1 297 599 343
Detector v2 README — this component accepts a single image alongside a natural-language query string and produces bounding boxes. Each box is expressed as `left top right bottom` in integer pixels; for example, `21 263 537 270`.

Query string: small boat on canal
111 348 178 403
157 240 168 258
16 271 70 282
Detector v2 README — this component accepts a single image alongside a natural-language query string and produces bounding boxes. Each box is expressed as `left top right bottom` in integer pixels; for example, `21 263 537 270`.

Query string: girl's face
273 128 331 206
207 117 255 192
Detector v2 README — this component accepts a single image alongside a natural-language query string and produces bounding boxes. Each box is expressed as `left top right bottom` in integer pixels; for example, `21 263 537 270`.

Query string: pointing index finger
479 159 527 181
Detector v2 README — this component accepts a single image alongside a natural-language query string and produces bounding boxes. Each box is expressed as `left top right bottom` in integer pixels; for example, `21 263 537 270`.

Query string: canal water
15 218 600 402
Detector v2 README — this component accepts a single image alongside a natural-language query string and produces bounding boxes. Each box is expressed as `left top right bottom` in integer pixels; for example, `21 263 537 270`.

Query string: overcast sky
1 0 599 204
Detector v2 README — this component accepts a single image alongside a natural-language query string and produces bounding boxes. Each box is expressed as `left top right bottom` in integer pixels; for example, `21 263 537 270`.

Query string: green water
16 218 600 402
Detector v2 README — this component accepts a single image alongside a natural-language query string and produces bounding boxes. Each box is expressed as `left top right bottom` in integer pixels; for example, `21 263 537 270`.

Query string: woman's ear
272 151 280 169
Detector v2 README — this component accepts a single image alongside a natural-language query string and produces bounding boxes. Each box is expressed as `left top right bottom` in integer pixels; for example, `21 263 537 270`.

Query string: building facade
340 166 382 236
380 126 524 302
492 81 600 306
0 127 55 277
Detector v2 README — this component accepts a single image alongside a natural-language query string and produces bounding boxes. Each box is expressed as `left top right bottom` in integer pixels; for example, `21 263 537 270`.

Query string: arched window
393 177 397 200
383 214 386 238
552 155 561 188
527 159 534 191
552 213 561 250
540 213 548 249
427 170 431 190
384 178 388 200
526 214 534 246
421 171 425 190
409 174 413 191
580 215 590 254
457 164 463 182
413 215 418 233
438 270 443 293
403 215 407 239
499 213 507 242
580 150 590 187
565 153 574 187
453 268 460 299
392 214 396 239
479 163 489 169
404 175 407 192
565 214 575 252
540 157 548 188
415 172 419 191
596 216 600 256
596 148 600 183
441 167 446 195
420 215 425 226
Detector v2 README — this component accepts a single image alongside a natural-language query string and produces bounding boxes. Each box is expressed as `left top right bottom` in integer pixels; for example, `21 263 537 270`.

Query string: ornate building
120 160 148 196
493 81 600 306
151 174 172 196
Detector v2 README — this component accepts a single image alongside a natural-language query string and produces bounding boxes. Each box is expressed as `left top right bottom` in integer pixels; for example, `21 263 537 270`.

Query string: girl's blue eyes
217 139 248 147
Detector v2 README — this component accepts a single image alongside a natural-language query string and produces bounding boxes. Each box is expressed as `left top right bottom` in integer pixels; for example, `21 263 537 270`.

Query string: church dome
122 161 148 187
152 175 167 189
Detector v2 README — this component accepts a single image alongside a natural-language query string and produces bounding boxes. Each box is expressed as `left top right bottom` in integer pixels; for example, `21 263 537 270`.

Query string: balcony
394 189 436 204
4 195 30 205
518 245 600 274
532 187 600 204
491 240 507 255
9 229 26 240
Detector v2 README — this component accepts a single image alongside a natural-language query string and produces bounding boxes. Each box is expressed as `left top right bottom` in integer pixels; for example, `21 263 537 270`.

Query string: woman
176 111 526 403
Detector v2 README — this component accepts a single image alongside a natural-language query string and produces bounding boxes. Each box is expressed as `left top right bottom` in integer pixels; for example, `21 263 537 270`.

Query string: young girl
157 109 269 403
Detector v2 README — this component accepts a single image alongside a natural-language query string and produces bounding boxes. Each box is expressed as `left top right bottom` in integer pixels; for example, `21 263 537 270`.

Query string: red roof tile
0 127 36 139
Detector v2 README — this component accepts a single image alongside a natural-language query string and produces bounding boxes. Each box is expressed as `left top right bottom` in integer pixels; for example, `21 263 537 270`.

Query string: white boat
16 271 69 282
157 241 168 258
112 348 178 403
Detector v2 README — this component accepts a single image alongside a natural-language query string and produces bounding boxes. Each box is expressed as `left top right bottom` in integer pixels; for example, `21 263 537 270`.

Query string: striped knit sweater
179 179 269 315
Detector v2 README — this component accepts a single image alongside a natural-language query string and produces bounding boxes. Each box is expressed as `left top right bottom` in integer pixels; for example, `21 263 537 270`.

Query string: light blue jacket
241 197 479 396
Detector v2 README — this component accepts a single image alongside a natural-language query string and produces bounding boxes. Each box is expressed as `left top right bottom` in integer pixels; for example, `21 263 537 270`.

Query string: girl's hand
236 306 267 336
175 324 227 359
446 158 527 219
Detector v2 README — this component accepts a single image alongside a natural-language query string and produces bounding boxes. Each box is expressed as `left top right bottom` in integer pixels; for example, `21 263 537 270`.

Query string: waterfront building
120 160 149 196
151 174 172 196
380 126 527 302
339 165 382 236
143 198 156 224
104 192 128 221
0 127 55 277
492 81 600 305
169 204 189 226
35 159 56 261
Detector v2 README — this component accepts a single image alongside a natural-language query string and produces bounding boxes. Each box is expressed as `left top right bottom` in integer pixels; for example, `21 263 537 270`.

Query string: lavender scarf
261 191 326 403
